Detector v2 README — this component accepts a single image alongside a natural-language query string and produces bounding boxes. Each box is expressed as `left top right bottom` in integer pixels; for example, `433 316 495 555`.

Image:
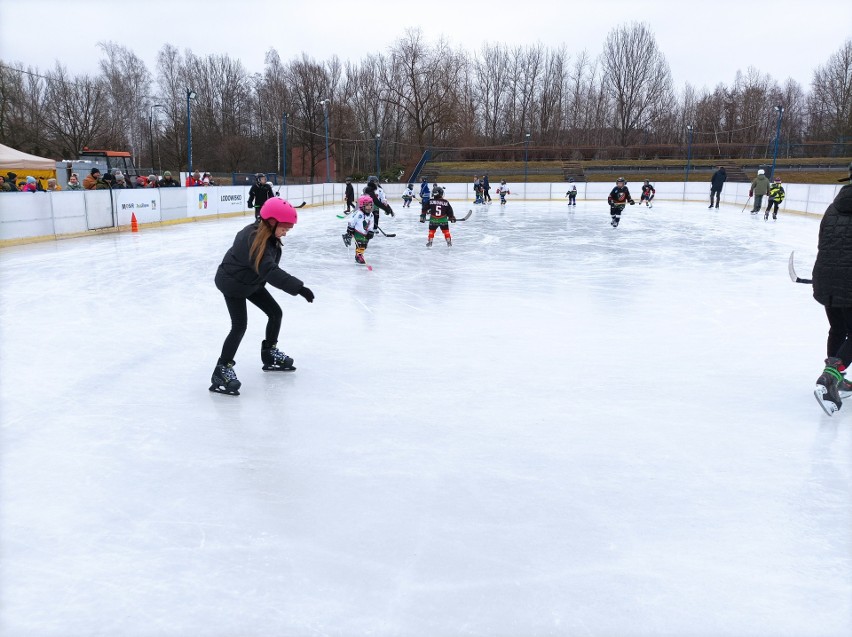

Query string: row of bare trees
1 24 850 182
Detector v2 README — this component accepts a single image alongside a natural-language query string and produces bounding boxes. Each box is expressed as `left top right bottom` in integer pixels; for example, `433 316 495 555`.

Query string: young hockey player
344 195 376 265
640 180 655 208
765 177 785 220
247 173 274 221
496 180 510 204
607 177 635 227
402 183 415 208
363 175 394 228
473 176 484 204
420 186 456 247
210 198 315 396
419 176 431 214
565 178 577 206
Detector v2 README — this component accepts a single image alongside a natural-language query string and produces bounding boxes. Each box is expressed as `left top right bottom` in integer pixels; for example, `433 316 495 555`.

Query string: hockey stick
295 201 307 208
336 210 352 219
741 196 752 213
376 226 396 238
454 209 473 222
788 251 813 284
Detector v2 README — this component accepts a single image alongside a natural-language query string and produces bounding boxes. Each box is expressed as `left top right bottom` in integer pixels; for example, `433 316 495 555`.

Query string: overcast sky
1 0 849 93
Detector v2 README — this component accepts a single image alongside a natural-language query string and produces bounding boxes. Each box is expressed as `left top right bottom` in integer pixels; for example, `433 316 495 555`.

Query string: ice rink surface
1 198 850 637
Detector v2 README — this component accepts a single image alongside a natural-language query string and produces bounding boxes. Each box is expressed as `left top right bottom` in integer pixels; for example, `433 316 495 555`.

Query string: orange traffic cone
131 213 138 233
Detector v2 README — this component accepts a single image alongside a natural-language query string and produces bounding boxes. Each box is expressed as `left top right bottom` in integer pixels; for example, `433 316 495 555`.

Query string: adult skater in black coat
812 162 852 415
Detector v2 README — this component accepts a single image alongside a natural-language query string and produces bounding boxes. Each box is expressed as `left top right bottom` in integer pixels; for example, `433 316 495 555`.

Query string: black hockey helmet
616 177 626 184
434 186 444 198
407 183 413 189
255 172 265 183
568 177 574 182
644 179 650 184
367 175 378 184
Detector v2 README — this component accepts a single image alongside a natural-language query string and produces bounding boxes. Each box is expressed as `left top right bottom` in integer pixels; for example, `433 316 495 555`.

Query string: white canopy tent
0 143 56 173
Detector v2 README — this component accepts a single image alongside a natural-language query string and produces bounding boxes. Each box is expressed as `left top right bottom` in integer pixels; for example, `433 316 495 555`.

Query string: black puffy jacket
812 184 852 307
215 222 304 298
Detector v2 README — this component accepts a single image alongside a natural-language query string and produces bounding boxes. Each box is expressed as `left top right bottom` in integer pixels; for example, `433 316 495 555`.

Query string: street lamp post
281 112 288 185
375 133 381 179
685 124 694 183
186 88 197 173
149 104 165 174
770 105 784 181
524 132 531 183
319 99 331 182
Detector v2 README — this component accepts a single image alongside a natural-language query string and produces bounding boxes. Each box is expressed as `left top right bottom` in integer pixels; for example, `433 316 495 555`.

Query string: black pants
344 197 355 212
219 287 282 363
710 188 721 207
825 306 852 366
484 188 491 202
765 200 780 214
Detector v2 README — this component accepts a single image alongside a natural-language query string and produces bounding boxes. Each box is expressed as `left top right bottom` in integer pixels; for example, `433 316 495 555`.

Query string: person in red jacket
210 198 315 396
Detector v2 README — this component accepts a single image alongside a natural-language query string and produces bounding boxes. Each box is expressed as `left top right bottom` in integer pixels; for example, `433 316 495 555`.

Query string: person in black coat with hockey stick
210 198 315 396
247 173 274 221
343 178 355 213
812 162 852 415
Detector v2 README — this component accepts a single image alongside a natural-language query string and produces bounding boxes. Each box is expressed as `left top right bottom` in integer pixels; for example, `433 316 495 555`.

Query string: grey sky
1 0 849 92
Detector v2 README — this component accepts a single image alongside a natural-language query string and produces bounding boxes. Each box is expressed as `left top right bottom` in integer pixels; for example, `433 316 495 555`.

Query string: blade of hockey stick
456 209 473 221
376 226 396 238
295 201 307 208
788 251 813 284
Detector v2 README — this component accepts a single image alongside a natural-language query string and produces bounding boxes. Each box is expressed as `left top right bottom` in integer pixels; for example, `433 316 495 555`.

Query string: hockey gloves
450 217 456 223
419 215 426 223
297 286 315 303
629 200 635 205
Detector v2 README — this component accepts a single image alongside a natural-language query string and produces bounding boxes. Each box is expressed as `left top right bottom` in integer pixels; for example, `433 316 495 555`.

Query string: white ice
1 198 850 637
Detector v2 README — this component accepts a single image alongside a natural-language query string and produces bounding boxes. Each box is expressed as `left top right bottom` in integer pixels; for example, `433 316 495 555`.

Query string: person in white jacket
343 195 376 265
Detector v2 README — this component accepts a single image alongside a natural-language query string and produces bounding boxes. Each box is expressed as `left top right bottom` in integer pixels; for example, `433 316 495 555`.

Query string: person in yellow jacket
765 177 785 220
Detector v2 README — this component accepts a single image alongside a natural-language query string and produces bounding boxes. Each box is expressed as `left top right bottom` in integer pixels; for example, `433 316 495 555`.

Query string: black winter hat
90 167 101 175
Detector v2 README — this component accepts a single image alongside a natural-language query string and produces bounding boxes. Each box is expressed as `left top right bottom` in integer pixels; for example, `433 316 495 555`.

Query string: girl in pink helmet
210 197 315 395
343 195 376 265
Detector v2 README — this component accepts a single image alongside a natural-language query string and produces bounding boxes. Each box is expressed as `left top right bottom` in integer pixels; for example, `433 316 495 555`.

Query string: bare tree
601 22 673 146
41 64 110 158
808 40 852 140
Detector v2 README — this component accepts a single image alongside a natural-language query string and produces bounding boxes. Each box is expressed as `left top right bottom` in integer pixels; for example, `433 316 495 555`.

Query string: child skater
640 179 655 208
420 186 456 247
343 195 376 265
402 183 415 208
496 180 511 205
765 177 785 220
607 177 635 227
210 198 315 396
565 178 577 206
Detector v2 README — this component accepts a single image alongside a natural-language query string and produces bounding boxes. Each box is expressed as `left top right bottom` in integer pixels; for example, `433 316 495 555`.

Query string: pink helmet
260 198 297 224
358 195 373 210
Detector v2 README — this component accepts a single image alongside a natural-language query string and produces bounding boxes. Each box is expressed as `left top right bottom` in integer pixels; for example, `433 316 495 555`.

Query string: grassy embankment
425 158 850 184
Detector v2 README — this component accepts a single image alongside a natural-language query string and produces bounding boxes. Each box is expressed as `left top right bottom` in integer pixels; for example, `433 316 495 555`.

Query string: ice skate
772 213 777 220
446 237 452 247
355 253 366 265
814 358 844 416
261 340 295 371
764 212 769 220
426 239 433 247
708 204 713 209
210 361 241 396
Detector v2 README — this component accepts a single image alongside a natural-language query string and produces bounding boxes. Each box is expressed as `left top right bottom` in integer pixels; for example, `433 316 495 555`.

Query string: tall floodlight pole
375 133 381 178
319 99 331 182
186 88 197 173
282 112 288 185
770 105 784 181
685 124 694 183
524 132 531 183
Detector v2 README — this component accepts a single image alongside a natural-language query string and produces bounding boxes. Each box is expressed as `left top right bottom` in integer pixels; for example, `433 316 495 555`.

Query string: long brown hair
249 220 280 273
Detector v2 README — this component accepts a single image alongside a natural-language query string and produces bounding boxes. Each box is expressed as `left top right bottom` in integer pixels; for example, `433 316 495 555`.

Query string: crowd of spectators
1 168 221 192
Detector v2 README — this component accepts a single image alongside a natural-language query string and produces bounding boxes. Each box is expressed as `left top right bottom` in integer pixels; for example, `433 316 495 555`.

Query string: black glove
450 217 456 223
385 206 395 217
628 200 635 205
419 215 426 223
367 230 375 239
297 286 314 303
